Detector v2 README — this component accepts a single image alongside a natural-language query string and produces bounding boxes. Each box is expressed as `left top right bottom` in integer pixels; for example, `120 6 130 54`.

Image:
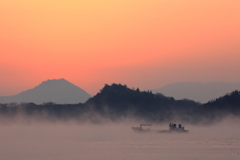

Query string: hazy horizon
1 79 240 104
1 79 240 96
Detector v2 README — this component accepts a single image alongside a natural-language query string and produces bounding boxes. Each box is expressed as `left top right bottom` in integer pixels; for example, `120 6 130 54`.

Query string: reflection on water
0 122 240 160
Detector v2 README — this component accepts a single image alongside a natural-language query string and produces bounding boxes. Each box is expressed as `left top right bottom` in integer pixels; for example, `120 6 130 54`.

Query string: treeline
0 84 240 124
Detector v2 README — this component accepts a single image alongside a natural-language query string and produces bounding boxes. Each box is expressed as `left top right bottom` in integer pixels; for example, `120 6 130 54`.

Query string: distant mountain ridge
151 82 240 103
1 83 240 124
0 79 91 104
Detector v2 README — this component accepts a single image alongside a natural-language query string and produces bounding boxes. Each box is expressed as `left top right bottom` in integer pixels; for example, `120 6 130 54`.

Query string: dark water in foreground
0 121 240 160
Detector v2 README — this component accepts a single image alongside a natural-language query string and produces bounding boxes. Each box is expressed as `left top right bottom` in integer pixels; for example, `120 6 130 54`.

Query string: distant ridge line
151 82 240 103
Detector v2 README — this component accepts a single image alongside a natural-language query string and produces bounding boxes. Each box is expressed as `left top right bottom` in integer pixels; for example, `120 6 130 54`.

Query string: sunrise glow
1 0 240 95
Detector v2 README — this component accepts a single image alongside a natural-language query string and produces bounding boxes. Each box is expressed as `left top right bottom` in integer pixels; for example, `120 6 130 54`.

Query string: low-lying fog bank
0 119 240 160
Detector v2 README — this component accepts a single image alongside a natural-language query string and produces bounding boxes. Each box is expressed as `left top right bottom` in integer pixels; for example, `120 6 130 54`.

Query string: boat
131 123 189 133
158 123 189 133
131 124 152 133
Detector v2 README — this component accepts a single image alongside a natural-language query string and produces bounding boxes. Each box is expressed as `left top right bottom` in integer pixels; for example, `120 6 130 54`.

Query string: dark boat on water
158 123 189 133
131 123 189 133
131 124 152 133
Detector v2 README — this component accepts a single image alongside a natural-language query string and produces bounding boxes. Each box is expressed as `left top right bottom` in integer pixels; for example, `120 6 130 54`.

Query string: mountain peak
0 79 91 104
39 78 68 85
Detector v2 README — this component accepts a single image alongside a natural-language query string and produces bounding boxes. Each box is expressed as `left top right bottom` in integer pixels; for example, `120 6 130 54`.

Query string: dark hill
202 90 240 113
188 90 240 124
86 84 200 121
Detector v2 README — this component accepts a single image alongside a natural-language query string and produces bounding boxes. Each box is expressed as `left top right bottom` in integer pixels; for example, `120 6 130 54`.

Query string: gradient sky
1 0 240 96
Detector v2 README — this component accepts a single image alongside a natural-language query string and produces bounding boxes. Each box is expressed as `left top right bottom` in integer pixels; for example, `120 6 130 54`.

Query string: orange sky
1 0 240 96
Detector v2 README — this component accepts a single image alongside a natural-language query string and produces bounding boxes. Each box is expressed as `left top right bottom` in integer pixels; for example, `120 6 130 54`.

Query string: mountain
151 82 240 103
204 90 240 110
1 83 240 124
0 79 91 104
85 83 200 121
86 85 240 123
190 90 240 123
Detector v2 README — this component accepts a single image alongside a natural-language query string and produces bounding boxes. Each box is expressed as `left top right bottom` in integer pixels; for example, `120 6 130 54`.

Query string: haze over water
1 119 240 160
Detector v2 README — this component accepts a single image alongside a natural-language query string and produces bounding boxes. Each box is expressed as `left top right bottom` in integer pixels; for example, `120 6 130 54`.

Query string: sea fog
0 118 240 160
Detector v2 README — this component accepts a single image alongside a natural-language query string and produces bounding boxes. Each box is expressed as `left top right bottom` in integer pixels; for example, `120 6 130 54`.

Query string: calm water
0 122 240 160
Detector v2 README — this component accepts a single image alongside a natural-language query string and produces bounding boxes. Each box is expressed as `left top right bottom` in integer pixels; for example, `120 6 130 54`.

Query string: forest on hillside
0 84 240 124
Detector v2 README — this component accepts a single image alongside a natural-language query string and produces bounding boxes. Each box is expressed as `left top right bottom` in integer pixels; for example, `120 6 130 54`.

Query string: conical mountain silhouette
0 79 91 104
